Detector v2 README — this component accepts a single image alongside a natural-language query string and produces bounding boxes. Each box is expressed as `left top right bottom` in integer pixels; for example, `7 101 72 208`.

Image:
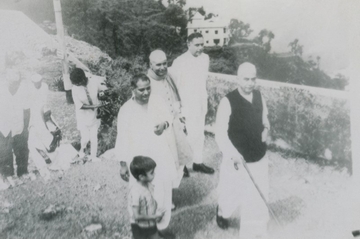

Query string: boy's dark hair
131 74 150 89
130 156 157 180
70 68 86 85
188 32 203 42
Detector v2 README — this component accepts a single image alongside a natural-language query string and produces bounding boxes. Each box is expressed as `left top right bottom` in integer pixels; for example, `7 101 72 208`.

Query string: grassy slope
0 91 352 239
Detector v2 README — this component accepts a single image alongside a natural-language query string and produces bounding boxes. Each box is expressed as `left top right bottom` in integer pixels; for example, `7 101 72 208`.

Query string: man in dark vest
215 62 270 239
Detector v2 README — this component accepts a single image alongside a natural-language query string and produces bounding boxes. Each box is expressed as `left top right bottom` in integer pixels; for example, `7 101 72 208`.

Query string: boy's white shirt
215 89 270 160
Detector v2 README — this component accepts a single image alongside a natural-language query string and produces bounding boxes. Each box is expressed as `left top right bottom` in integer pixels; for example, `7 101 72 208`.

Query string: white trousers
217 155 269 239
186 115 205 164
79 121 99 157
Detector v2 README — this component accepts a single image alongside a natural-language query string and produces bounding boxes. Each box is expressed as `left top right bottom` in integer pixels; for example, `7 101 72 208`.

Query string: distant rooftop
188 12 229 29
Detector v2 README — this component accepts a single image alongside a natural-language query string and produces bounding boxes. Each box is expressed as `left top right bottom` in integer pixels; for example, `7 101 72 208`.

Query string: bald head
237 62 257 78
237 62 257 95
149 50 167 64
149 50 168 77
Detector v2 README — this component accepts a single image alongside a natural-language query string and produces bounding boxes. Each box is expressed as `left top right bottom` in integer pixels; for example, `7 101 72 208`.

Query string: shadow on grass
173 135 222 209
269 195 305 224
168 204 216 239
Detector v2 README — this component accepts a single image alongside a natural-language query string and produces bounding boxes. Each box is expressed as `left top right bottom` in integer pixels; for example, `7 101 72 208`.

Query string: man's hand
120 163 130 182
232 154 244 170
262 128 269 143
154 122 168 136
155 208 166 222
81 103 106 110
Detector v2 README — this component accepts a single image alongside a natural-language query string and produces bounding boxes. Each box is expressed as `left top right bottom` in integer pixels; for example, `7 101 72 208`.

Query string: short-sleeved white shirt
0 79 31 137
71 75 105 130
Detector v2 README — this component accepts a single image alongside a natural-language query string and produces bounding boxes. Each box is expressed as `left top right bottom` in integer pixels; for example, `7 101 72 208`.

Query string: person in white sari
116 74 177 237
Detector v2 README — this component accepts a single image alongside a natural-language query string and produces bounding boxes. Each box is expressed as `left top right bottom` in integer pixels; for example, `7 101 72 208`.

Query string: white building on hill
187 12 229 47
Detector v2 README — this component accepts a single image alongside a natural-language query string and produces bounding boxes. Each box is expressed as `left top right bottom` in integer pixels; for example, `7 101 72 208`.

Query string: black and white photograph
0 0 359 238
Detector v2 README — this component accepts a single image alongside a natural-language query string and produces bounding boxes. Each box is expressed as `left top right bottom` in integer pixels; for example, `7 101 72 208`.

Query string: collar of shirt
147 68 166 81
237 88 253 103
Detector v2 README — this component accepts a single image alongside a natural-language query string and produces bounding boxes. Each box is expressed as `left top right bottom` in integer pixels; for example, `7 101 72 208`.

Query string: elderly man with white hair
215 62 270 239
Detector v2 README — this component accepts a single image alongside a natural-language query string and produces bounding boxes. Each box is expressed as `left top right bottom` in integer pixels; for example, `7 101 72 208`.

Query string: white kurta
0 80 31 137
115 95 176 230
171 51 209 163
215 90 270 239
148 73 185 188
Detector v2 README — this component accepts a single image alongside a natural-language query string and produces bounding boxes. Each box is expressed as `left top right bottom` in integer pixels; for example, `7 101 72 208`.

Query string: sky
185 0 357 76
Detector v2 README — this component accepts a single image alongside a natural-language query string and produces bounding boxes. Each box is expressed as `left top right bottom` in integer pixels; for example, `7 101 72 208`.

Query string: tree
62 0 187 59
289 39 303 56
164 4 187 28
204 13 217 20
331 74 349 90
253 29 275 52
316 56 321 69
228 19 253 45
197 6 206 16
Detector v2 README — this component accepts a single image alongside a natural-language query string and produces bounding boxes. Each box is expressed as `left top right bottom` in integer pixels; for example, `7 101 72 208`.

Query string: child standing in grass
129 156 165 239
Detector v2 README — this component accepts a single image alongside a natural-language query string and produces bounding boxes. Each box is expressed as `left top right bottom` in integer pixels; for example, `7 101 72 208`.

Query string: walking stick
237 159 283 227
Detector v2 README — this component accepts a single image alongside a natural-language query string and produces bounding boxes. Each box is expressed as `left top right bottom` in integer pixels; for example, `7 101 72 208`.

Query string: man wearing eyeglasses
116 74 177 238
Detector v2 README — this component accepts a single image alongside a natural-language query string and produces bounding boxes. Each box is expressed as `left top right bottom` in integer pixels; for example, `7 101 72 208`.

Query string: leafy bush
50 75 65 92
266 87 350 163
206 75 351 170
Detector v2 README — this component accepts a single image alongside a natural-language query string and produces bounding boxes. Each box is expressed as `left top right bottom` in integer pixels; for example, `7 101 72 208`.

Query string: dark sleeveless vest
226 89 267 163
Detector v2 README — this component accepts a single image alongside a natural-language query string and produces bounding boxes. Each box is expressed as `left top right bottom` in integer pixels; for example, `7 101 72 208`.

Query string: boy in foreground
129 156 166 239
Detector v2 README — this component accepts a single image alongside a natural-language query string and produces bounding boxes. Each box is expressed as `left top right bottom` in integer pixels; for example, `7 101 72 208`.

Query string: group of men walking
0 32 270 239
113 32 271 239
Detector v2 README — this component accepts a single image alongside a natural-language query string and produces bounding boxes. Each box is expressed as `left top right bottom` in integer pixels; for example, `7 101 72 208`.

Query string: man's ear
138 174 145 180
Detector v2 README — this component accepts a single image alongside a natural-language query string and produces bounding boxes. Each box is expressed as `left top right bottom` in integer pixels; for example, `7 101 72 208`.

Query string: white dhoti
217 155 269 239
185 112 206 164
